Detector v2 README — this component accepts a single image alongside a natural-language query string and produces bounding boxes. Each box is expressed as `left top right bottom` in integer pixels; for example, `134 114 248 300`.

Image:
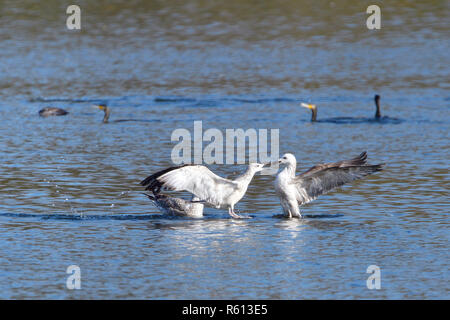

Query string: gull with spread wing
140 163 266 218
271 152 384 218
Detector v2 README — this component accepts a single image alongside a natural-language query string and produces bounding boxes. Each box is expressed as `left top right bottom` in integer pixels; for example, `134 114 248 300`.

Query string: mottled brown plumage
273 152 384 218
298 152 368 177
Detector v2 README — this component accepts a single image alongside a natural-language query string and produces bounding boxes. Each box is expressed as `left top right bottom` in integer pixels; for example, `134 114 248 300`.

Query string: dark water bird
374 94 382 119
96 104 114 123
372 94 401 122
270 151 384 218
142 193 204 218
140 163 266 219
95 104 155 123
96 104 134 123
301 95 400 123
38 107 68 117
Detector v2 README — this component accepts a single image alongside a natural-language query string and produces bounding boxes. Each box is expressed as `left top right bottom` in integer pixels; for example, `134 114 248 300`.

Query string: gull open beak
260 160 280 176
265 160 280 166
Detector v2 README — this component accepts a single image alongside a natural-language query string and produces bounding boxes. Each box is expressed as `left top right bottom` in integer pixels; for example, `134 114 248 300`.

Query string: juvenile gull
143 193 204 218
272 152 383 218
140 163 266 218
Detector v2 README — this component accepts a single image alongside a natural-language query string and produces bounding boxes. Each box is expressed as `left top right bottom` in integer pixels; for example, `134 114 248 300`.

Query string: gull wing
292 152 384 204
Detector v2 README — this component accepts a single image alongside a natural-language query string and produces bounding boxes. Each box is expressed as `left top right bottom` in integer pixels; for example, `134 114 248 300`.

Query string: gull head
264 153 296 168
249 162 266 173
276 153 297 167
265 153 296 169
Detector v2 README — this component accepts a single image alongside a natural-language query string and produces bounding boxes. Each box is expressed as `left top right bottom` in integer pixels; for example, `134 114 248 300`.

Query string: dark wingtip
142 193 156 201
139 164 192 193
359 151 368 161
363 163 385 174
375 163 385 171
139 175 153 186
348 151 367 166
